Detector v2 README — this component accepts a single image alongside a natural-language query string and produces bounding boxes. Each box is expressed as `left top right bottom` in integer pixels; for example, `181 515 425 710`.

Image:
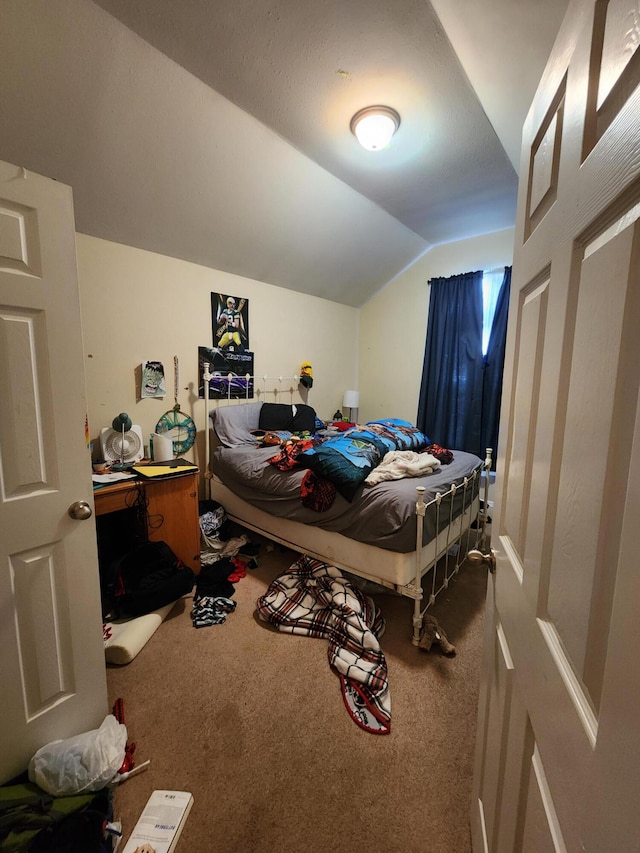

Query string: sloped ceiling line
0 0 568 305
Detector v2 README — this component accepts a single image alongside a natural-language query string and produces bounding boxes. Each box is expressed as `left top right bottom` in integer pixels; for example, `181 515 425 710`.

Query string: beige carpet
107 542 487 853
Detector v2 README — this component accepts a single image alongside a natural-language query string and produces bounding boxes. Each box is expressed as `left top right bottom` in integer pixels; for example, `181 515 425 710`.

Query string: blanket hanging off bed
256 556 391 735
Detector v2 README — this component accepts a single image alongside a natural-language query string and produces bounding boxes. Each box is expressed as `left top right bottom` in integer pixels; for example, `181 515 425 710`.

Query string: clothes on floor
194 559 236 599
191 596 237 629
199 504 226 537
200 534 249 565
191 555 258 628
227 558 247 583
199 501 253 564
256 556 391 735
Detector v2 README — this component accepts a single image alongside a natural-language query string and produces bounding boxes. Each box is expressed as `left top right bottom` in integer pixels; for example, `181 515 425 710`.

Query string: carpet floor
107 541 488 853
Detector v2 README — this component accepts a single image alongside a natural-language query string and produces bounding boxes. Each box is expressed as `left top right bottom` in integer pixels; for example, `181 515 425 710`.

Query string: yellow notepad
132 460 198 479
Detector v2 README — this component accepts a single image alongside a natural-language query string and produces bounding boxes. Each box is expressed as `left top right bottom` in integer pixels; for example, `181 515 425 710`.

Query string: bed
204 383 491 645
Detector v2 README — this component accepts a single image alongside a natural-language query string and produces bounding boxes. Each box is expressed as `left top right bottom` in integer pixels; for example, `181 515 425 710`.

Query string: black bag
28 788 113 853
0 781 112 852
109 541 195 617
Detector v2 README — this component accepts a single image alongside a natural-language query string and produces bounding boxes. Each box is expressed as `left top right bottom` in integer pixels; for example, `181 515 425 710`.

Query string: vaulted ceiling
0 0 568 305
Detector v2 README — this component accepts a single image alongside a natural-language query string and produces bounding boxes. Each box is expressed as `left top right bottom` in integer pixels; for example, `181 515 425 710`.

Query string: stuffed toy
250 429 293 446
300 362 313 388
418 614 456 655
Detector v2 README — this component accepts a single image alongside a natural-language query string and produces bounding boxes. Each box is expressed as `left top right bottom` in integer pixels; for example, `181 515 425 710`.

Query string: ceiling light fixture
350 106 400 151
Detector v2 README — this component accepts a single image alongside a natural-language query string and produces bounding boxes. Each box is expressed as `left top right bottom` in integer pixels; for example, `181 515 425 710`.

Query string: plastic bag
28 714 127 795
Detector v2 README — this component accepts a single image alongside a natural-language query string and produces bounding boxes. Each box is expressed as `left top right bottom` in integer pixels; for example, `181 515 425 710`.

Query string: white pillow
104 602 177 665
210 402 262 446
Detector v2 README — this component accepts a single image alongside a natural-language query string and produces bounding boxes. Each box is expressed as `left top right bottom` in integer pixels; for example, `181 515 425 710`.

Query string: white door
0 161 108 784
471 0 640 850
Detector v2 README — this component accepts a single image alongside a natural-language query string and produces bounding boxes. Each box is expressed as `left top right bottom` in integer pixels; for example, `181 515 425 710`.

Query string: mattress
210 444 483 553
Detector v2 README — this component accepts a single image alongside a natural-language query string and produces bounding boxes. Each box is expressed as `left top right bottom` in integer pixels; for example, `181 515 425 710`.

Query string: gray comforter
211 444 483 552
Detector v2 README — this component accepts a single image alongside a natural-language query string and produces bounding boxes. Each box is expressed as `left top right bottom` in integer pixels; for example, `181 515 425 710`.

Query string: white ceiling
0 0 568 306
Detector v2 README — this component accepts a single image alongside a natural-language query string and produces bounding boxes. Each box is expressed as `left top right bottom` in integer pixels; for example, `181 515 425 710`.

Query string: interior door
0 160 108 783
471 0 640 850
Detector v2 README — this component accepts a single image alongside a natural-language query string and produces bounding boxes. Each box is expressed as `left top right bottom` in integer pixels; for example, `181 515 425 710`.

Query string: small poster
141 360 166 398
211 293 249 352
198 346 254 399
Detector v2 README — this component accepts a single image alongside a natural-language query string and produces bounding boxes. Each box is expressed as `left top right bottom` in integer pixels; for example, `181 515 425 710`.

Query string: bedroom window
417 266 511 461
482 269 505 355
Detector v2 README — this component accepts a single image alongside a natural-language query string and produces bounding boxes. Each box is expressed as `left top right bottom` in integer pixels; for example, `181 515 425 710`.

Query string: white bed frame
202 366 492 645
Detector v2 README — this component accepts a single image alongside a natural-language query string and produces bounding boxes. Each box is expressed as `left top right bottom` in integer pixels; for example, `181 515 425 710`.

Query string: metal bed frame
202 366 492 644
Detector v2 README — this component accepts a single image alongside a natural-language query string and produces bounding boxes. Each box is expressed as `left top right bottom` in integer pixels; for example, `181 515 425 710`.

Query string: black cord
124 481 165 538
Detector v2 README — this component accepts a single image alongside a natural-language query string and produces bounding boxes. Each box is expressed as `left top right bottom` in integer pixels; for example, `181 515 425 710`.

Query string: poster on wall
211 292 249 352
198 346 254 399
140 360 166 398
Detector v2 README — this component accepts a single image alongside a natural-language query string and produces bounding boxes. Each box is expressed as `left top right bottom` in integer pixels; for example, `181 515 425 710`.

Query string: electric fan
100 413 144 469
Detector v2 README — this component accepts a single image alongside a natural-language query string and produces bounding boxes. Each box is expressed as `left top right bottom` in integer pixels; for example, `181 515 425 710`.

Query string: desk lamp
111 412 132 471
343 390 360 423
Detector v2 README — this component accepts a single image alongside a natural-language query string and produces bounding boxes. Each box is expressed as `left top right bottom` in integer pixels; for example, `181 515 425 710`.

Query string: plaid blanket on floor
256 556 391 734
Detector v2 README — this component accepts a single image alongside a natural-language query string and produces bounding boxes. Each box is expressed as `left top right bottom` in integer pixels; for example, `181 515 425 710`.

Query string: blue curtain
417 270 484 454
480 266 511 462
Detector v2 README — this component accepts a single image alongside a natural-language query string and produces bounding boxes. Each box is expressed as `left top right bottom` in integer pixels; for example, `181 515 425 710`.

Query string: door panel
587 0 640 146
0 161 108 783
525 80 565 240
11 544 76 717
521 747 567 853
481 621 515 849
582 393 640 847
549 220 640 711
502 276 549 569
471 1 640 848
0 308 54 496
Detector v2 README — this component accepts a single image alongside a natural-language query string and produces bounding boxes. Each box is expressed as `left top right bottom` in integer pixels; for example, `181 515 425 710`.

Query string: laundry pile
199 501 250 565
191 594 237 629
256 555 391 735
193 500 259 629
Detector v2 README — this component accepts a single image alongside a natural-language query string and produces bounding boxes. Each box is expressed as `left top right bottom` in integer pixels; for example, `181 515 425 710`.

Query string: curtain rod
427 265 506 284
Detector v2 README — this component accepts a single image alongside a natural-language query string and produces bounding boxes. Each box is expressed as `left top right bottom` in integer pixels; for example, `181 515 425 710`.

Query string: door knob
68 500 93 520
467 548 496 573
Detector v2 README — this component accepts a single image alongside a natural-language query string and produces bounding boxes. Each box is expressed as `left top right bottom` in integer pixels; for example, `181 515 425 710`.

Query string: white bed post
412 486 426 645
482 448 493 547
203 361 213 500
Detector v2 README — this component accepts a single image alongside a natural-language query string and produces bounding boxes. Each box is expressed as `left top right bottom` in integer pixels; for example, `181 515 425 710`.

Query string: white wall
358 228 515 424
76 235 358 478
77 227 514 487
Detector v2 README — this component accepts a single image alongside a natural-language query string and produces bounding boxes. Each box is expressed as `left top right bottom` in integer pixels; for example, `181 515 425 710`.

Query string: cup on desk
92 462 112 475
150 432 174 462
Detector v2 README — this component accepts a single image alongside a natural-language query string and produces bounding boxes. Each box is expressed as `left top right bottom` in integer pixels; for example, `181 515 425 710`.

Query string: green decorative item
155 405 197 456
156 356 197 456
